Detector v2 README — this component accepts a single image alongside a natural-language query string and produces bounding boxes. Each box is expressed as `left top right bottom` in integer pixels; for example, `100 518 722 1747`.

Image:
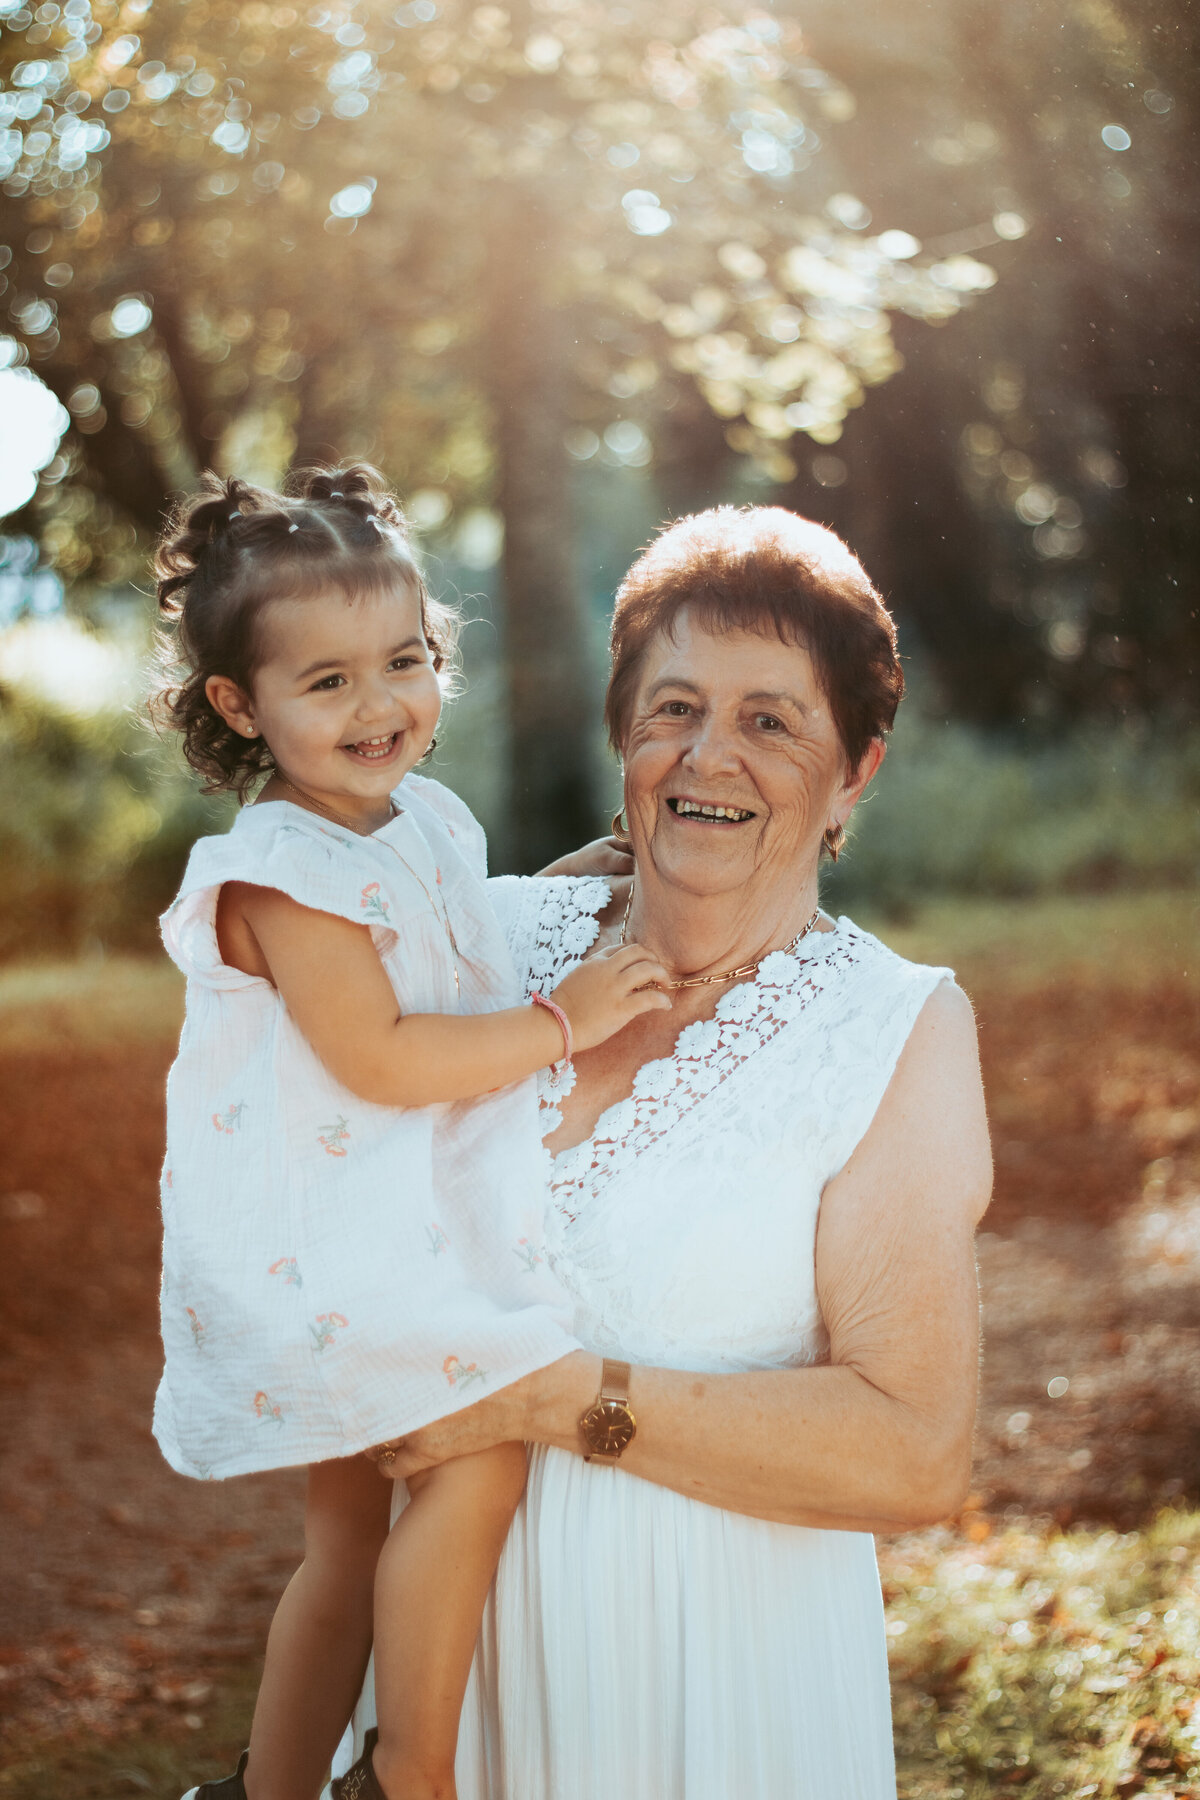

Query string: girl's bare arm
215 881 669 1108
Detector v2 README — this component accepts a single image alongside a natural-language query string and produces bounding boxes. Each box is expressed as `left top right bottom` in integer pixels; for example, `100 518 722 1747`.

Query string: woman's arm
380 982 992 1532
216 881 670 1109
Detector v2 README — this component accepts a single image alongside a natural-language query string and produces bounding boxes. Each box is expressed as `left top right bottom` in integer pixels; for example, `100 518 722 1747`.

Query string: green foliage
824 711 1200 914
0 681 230 960
887 1510 1200 1799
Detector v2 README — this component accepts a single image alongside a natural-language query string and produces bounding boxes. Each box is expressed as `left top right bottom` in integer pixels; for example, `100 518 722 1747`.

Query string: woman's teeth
344 733 397 760
669 799 754 822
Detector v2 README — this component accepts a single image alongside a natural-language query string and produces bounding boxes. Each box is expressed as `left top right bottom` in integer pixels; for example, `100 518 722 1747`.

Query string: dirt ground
1 897 1198 1756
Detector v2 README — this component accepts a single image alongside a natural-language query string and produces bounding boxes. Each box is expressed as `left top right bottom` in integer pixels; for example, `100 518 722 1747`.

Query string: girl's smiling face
205 578 442 827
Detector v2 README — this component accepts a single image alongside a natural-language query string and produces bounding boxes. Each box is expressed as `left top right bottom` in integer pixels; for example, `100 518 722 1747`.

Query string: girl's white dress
339 876 955 1798
153 775 576 1482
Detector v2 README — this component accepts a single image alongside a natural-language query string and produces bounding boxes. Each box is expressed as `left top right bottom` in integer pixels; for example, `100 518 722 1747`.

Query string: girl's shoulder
175 801 379 897
162 804 395 985
394 773 488 882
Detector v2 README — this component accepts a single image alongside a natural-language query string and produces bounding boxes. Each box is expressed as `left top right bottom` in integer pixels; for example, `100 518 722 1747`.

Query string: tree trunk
484 195 599 872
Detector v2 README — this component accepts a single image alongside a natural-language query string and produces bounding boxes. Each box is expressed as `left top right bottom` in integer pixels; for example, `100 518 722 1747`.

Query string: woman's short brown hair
605 506 903 770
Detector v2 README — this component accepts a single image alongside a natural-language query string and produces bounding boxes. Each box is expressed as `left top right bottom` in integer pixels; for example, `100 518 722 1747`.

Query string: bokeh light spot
876 228 920 260
110 295 151 337
1100 124 1131 151
329 180 374 218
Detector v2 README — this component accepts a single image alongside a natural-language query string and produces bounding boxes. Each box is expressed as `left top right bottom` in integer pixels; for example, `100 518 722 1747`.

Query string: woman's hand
365 1351 597 1481
536 835 634 879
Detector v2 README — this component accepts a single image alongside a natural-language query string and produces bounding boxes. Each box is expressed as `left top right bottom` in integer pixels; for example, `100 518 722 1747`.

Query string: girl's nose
357 674 408 722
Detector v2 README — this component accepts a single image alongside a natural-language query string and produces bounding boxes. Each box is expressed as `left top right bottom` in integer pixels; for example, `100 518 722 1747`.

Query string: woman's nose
681 716 741 776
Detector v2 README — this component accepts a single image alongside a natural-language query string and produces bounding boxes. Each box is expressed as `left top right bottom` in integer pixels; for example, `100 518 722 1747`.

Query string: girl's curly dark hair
150 464 460 798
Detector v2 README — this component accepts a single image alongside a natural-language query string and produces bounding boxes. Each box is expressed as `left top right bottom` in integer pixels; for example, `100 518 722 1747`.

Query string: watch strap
598 1358 631 1404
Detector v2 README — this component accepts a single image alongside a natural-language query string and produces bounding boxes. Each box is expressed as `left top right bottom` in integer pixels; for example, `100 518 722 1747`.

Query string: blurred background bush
1 0 1196 904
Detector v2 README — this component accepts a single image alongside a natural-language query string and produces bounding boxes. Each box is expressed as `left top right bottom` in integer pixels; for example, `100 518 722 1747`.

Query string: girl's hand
552 943 671 1052
536 836 634 879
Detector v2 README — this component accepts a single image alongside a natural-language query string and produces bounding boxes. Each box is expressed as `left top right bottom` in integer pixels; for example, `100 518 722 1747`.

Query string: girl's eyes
309 658 421 691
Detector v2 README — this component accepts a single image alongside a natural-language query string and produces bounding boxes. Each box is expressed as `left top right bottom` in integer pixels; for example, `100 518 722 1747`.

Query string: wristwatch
578 1358 637 1463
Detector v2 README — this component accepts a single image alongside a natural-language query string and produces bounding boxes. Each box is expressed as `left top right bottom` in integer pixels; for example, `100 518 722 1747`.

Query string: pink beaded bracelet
531 991 574 1082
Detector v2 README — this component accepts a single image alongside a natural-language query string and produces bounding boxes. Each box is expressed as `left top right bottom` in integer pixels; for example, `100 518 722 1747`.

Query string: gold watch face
581 1397 636 1458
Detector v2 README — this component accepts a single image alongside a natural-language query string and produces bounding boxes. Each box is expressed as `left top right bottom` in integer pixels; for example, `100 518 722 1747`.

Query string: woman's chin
644 834 760 896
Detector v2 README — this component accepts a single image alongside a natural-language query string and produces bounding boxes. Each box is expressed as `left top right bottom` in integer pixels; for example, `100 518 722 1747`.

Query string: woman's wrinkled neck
622 855 825 982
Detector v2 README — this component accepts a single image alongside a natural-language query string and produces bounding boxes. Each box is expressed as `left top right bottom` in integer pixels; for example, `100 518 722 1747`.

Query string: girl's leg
369 1440 528 1800
245 1457 391 1800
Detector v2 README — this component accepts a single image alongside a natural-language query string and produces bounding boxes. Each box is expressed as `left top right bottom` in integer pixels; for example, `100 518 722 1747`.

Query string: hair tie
330 490 344 498
227 509 241 521
288 522 299 534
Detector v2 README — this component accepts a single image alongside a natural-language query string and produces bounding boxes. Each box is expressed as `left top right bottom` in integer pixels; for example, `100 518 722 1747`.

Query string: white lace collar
526 880 865 1203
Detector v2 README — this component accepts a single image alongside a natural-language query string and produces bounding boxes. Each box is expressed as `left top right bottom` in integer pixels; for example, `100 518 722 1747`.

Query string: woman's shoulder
486 874 611 990
823 914 957 993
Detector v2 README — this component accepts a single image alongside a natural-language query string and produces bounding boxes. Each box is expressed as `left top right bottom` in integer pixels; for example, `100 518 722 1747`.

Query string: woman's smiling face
622 607 877 899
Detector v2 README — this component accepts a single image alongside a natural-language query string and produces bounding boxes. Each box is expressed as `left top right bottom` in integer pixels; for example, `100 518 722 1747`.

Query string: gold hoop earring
611 808 629 839
823 822 846 861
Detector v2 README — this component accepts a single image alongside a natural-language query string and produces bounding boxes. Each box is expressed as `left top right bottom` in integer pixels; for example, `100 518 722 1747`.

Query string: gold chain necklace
619 880 822 990
271 771 461 998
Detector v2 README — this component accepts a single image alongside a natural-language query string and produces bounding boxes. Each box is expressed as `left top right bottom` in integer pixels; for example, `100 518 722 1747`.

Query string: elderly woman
343 506 991 1799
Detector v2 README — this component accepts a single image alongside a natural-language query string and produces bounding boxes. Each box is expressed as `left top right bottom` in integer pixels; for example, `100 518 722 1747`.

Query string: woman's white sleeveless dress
339 877 953 1799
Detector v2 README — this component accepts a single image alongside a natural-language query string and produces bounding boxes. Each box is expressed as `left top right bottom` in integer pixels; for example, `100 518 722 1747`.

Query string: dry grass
887 1510 1200 1799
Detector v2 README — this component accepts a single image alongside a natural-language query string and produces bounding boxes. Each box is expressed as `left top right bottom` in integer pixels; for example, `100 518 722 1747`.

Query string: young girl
152 464 669 1800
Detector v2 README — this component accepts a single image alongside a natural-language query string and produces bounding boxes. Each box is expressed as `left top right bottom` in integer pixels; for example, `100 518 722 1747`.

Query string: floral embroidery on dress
268 1256 303 1289
212 1102 246 1135
443 1354 487 1390
253 1390 285 1426
186 1306 206 1350
426 1224 448 1257
310 1311 348 1352
513 1237 544 1273
317 1116 351 1157
360 881 390 920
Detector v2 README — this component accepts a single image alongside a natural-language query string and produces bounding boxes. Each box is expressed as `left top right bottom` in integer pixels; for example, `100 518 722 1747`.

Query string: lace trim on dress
523 877 610 1135
548 926 865 1226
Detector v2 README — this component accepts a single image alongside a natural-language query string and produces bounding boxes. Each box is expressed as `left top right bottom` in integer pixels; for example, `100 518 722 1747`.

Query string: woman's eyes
654 701 787 733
